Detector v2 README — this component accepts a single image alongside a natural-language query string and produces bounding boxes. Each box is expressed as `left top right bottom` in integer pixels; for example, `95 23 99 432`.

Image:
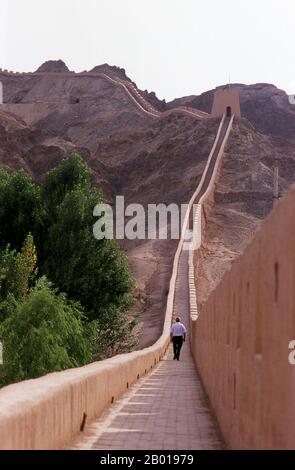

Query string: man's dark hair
176 317 180 322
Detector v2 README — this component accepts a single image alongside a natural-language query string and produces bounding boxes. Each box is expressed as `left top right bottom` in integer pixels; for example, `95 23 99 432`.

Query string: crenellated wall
190 184 295 449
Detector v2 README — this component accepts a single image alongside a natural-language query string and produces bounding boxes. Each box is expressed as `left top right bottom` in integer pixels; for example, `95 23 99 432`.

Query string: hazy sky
0 0 294 101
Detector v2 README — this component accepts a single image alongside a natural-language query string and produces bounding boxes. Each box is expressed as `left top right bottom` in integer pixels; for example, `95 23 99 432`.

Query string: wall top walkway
70 249 224 450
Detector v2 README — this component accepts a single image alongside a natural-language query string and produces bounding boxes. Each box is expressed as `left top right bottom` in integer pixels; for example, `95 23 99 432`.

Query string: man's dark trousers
172 336 183 360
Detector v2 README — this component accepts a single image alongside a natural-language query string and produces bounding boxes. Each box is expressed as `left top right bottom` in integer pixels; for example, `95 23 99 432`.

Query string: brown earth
0 108 90 177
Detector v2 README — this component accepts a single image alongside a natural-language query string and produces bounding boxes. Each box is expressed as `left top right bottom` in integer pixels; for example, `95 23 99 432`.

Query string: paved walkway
70 248 224 450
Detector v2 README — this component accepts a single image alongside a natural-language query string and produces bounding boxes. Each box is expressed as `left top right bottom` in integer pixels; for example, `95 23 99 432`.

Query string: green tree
41 153 91 214
19 234 38 299
0 234 38 321
0 169 41 251
0 155 136 374
0 277 92 386
40 155 134 321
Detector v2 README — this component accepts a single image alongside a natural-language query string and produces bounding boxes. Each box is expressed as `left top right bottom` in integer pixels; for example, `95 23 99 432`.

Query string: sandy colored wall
211 89 241 118
190 184 295 449
188 115 234 321
0 341 170 449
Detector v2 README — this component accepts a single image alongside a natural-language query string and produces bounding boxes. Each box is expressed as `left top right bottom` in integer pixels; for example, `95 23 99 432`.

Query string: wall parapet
190 182 295 449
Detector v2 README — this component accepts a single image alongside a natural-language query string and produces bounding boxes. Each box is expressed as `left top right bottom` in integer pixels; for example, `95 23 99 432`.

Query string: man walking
170 317 187 361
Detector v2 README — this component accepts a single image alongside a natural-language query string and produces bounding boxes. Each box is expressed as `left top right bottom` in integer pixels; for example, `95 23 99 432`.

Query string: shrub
0 234 38 321
0 277 92 386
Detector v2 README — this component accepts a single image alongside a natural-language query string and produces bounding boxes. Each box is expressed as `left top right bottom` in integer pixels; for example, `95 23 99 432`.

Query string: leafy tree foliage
0 234 38 321
0 169 41 251
41 154 92 212
40 155 134 321
0 155 136 385
0 277 92 386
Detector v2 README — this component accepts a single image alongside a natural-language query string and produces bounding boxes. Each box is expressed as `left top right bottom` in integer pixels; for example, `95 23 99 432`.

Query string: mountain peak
36 60 70 73
89 63 130 82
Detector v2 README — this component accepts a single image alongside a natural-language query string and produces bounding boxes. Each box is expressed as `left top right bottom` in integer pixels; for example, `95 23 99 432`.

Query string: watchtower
211 88 241 118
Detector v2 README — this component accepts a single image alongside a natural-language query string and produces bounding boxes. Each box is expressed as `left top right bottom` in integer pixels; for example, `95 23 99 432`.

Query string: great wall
0 70 294 449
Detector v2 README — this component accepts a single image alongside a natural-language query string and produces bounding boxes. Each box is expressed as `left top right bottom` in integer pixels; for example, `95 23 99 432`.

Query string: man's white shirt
171 322 187 337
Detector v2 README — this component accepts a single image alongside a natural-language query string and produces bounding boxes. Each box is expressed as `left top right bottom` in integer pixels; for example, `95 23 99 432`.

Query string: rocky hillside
0 108 89 177
0 61 218 346
0 72 150 153
169 83 295 140
196 117 295 306
1 60 295 345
